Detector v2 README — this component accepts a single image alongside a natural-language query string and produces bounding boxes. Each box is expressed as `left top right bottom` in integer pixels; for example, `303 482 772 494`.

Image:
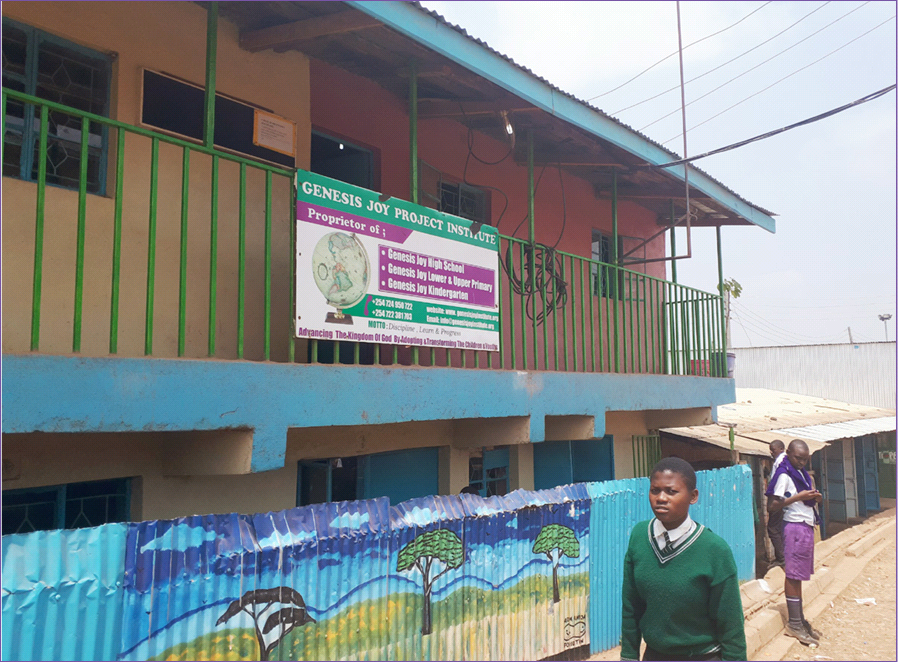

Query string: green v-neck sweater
620 520 747 661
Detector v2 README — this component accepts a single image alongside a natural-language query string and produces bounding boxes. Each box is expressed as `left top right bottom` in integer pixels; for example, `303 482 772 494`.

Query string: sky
418 1 897 348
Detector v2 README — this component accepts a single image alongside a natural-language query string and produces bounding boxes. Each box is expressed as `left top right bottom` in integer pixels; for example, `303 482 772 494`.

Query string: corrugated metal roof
774 416 897 443
407 2 776 220
661 388 896 456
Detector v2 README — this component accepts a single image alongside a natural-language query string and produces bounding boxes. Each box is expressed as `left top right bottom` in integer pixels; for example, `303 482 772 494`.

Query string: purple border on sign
297 201 413 244
377 245 496 308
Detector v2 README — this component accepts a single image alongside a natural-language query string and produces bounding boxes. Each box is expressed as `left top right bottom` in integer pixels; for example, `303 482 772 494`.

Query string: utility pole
847 327 854 343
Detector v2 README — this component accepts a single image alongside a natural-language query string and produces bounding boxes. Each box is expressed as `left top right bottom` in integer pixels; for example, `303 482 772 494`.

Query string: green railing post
237 163 246 359
145 137 159 355
541 247 548 369
579 257 586 371
611 168 620 373
204 2 218 149
409 59 419 366
716 225 727 375
110 128 125 354
30 105 49 351
208 155 219 356
73 116 90 353
178 147 190 356
528 130 536 370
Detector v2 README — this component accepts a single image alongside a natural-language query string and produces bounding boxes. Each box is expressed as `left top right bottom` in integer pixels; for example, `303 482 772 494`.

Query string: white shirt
772 451 786 471
772 472 816 526
652 515 697 550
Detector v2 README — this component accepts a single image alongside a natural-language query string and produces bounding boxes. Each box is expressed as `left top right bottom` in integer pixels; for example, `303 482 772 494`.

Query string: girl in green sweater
621 457 747 661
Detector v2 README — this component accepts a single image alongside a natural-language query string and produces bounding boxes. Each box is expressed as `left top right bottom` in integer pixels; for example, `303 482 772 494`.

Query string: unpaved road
778 534 896 661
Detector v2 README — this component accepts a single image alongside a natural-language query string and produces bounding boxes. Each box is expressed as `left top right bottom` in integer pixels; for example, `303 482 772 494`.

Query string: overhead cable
647 83 895 169
616 0 835 115
586 1 772 101
660 15 896 147
631 1 867 122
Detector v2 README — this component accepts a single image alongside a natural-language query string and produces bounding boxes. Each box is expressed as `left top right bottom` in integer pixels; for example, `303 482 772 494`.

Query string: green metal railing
5 87 727 377
632 434 663 477
5 88 293 361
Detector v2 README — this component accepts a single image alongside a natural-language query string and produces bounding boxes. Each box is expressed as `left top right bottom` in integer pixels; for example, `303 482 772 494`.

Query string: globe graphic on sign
311 232 369 323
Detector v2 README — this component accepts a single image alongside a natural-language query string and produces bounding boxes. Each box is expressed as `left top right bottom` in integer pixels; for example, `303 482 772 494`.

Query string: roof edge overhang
347 1 777 234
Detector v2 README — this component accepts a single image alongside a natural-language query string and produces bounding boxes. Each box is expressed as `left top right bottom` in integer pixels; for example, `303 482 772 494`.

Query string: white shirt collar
652 515 696 550
772 451 786 469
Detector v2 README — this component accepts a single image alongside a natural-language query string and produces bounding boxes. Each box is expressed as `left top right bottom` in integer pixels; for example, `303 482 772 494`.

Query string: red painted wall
310 59 666 279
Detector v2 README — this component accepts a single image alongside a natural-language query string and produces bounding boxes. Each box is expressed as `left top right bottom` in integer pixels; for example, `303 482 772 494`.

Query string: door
842 439 859 519
533 437 614 490
876 432 897 499
855 436 881 515
825 444 847 523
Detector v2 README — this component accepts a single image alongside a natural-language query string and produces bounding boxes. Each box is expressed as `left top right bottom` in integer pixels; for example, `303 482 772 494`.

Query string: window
2 19 111 194
440 181 486 223
297 447 439 507
2 478 130 535
533 437 615 490
591 229 620 297
310 132 374 191
419 159 489 224
140 69 295 168
297 457 359 506
467 448 509 497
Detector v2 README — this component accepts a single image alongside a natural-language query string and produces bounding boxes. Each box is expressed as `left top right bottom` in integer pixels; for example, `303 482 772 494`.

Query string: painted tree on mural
216 587 316 661
533 524 580 603
397 529 464 635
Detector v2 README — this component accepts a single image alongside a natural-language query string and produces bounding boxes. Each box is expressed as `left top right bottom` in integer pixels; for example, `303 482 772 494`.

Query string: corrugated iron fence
2 466 752 661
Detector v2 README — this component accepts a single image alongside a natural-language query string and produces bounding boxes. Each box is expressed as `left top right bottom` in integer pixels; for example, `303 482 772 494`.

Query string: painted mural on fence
117 487 591 661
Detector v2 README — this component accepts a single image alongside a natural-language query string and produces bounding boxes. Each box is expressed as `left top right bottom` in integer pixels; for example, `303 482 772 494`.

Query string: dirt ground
779 535 897 662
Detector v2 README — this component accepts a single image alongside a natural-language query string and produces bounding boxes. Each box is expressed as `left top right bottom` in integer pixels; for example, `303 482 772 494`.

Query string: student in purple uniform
766 439 823 646
766 439 787 569
621 457 747 661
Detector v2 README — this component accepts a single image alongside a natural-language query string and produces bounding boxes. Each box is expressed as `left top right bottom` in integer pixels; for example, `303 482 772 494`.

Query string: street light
878 314 892 341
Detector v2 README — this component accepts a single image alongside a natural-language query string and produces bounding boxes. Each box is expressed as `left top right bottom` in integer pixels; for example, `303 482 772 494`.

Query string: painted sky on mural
121 493 592 659
418 1 897 347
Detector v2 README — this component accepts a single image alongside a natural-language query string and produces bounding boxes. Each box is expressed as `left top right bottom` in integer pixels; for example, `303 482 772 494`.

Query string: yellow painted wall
1 2 310 360
4 416 545 521
606 406 714 478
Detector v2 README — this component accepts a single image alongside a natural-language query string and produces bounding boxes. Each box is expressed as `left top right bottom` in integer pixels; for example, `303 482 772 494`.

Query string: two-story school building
2 1 777 533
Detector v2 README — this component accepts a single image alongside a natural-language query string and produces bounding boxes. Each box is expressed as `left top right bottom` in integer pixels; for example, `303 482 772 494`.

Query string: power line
647 82 895 169
616 1 835 115
659 15 896 147
636 1 871 128
586 2 773 101
731 301 854 342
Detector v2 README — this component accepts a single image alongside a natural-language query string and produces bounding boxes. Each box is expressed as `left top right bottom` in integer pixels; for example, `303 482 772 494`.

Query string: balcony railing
3 88 727 376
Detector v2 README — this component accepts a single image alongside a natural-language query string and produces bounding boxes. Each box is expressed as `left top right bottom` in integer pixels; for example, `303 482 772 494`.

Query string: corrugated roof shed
661 388 896 456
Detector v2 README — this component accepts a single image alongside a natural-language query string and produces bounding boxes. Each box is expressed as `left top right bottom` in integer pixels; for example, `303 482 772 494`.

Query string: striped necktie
662 530 676 555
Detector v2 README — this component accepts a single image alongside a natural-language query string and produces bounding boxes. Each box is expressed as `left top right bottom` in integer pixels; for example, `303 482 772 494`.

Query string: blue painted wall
3 355 735 472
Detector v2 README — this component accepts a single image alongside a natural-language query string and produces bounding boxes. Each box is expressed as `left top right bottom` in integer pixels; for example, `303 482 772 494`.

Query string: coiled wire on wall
454 102 571 325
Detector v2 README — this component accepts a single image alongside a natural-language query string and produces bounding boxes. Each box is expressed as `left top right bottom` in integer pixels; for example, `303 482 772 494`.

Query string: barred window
3 19 111 194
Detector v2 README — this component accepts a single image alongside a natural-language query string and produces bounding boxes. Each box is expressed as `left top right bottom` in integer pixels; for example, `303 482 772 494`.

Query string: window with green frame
2 18 111 194
467 448 509 497
2 478 131 535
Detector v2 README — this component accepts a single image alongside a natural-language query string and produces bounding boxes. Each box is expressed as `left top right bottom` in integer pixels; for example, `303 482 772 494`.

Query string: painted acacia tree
532 524 580 603
216 587 316 661
397 529 464 635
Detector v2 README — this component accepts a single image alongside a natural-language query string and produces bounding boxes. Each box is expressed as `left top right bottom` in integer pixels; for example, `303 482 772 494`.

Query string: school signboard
295 170 500 352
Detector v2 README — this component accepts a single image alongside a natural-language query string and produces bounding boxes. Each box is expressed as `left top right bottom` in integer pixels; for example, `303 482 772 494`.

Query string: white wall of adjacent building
732 342 897 410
